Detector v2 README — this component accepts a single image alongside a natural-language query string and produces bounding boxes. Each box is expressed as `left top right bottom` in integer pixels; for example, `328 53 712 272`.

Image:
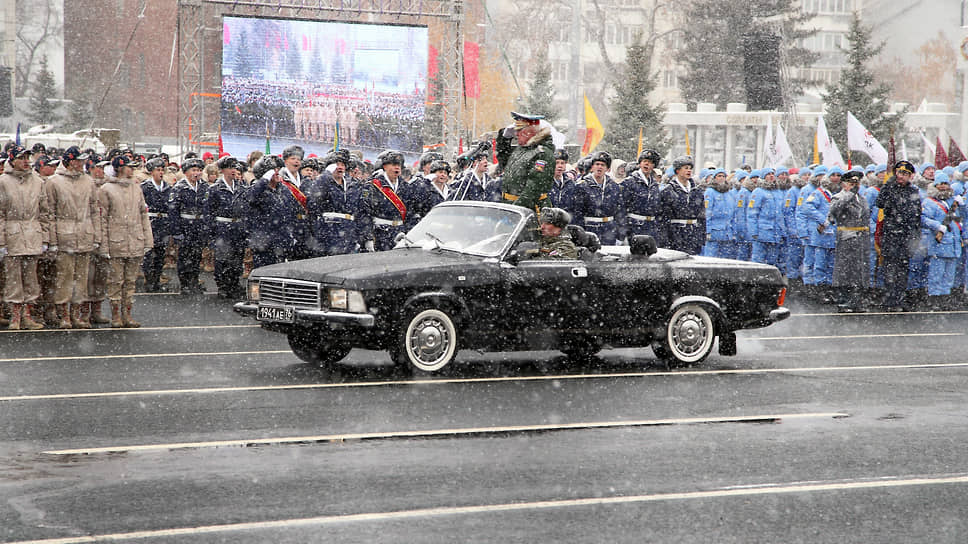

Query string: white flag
762 118 774 168
816 116 845 168
920 132 936 157
773 123 794 167
901 138 908 161
846 111 888 164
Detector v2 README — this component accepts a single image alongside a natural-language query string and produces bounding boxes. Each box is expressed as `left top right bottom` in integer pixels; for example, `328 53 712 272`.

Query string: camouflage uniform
538 232 579 259
501 128 555 213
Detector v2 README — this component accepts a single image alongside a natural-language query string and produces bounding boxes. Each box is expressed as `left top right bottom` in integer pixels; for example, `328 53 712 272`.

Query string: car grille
258 278 322 310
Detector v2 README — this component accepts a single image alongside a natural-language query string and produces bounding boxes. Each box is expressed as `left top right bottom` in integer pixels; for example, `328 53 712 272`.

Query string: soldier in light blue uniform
921 172 963 309
748 167 783 266
733 170 753 261
796 166 824 290
703 169 733 258
783 168 806 281
862 164 886 289
800 169 841 299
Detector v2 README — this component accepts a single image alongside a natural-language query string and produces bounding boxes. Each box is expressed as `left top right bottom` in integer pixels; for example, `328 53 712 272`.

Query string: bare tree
15 0 63 97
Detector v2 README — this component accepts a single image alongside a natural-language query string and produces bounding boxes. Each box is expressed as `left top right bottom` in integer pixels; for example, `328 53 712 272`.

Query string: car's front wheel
287 331 352 367
654 303 716 366
395 307 459 374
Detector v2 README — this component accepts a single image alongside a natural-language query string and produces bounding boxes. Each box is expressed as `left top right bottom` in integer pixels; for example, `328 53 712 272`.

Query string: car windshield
396 205 524 256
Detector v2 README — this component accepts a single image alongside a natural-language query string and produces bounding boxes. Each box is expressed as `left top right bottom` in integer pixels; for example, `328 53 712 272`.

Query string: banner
762 118 774 168
846 111 888 164
463 41 480 99
816 116 845 168
773 123 794 167
581 94 604 155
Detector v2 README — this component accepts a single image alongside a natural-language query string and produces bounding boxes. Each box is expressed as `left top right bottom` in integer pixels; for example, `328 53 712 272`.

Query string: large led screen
221 16 428 158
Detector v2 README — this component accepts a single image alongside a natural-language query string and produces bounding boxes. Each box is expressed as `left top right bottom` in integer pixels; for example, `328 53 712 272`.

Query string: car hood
249 249 496 288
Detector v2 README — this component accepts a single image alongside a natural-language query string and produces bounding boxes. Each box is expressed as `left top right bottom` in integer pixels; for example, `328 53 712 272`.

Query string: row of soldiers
0 144 152 329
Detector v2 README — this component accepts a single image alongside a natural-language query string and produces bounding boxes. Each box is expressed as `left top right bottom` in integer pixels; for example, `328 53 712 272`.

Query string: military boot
55 303 72 329
121 302 141 328
22 305 45 330
72 303 90 329
90 301 111 325
110 302 124 328
7 304 21 330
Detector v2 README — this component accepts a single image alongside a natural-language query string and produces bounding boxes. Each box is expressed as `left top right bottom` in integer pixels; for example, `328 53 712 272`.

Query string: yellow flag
813 131 820 164
685 128 691 155
581 94 604 155
636 127 643 156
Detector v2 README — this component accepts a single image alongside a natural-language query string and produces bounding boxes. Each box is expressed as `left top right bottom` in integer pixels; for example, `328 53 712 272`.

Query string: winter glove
956 195 965 207
364 240 376 252
0 247 6 260
938 224 948 233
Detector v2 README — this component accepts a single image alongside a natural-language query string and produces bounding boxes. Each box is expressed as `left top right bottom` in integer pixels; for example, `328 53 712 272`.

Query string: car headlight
248 281 260 302
329 288 367 313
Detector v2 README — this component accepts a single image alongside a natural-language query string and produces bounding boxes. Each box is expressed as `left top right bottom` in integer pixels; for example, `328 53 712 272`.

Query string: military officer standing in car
168 158 208 295
501 112 555 213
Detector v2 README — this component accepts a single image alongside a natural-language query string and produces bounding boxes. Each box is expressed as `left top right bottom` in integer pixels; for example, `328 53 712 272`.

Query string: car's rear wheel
396 307 459 374
655 303 716 367
287 331 352 367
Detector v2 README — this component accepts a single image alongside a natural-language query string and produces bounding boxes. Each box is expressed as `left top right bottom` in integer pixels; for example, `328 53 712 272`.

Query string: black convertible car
234 201 789 373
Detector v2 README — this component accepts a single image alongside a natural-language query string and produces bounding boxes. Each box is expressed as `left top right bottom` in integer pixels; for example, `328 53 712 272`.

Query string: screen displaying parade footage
220 16 428 157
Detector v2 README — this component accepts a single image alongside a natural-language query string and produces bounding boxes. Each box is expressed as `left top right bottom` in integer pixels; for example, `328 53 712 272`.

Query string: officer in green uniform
501 111 556 213
538 207 579 260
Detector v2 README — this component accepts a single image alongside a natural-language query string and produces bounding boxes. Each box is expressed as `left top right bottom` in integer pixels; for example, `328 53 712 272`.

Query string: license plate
257 305 294 323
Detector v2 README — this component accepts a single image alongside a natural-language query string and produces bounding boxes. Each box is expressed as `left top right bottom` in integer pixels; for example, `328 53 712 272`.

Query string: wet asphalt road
1 290 967 543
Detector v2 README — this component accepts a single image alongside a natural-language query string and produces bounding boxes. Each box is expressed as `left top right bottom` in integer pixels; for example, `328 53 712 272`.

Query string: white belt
146 212 163 218
180 213 201 220
373 217 404 227
628 213 656 222
323 212 355 221
215 217 239 223
670 219 699 225
584 216 614 223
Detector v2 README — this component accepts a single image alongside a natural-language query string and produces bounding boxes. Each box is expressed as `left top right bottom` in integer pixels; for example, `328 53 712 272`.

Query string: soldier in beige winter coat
45 146 100 328
97 155 153 328
0 145 52 330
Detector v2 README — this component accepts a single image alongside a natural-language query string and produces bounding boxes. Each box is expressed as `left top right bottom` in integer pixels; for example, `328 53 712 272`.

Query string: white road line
6 472 967 544
3 361 967 403
0 324 259 334
41 412 846 456
0 350 291 364
1 331 960 364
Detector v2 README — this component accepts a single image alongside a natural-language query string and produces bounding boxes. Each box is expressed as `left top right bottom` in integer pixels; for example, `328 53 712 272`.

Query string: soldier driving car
537 207 579 260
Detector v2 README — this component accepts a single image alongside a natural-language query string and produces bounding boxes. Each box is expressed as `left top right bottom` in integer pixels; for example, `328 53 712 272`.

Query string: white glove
938 224 948 233
364 240 375 252
0 247 6 260
144 247 152 255
956 195 965 206
42 243 49 253
93 242 100 250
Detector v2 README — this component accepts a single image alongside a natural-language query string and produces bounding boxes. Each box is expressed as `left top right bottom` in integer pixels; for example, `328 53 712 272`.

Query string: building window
663 70 678 89
803 0 854 14
138 54 146 88
555 61 568 81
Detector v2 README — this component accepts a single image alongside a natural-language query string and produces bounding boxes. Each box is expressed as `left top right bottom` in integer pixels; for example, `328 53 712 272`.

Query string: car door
501 257 597 336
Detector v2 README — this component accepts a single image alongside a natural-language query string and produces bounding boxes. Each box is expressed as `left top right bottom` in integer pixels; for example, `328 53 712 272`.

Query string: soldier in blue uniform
422 160 452 209
731 170 751 261
748 167 783 267
783 168 805 280
703 169 734 258
203 156 247 298
168 158 208 295
140 157 171 292
621 149 665 247
796 166 823 290
659 155 705 254
921 172 963 309
862 165 885 289
801 169 841 300
571 151 624 245
246 155 300 268
304 149 363 256
450 148 499 202
359 150 422 251
549 148 577 213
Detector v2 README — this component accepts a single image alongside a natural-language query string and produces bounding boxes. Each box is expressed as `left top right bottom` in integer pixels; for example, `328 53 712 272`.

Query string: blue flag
14 122 20 145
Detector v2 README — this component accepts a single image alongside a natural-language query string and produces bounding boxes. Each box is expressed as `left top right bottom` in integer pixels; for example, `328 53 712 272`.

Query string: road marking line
1 331 959 364
3 362 967 403
0 350 291 363
6 472 967 544
0 324 259 335
41 412 846 456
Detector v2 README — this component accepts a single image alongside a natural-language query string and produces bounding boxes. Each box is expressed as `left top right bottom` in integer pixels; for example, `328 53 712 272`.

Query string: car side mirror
507 241 540 264
630 235 658 257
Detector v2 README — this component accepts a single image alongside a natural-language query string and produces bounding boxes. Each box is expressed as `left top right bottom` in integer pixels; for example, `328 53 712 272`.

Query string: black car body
234 201 789 373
